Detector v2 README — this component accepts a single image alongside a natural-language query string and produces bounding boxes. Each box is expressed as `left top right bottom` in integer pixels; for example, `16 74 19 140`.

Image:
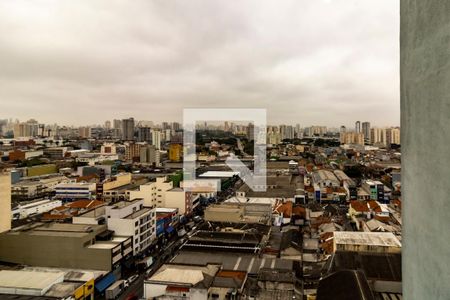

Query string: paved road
118 275 144 300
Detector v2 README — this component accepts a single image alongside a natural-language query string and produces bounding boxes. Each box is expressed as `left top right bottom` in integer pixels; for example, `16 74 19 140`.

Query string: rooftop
199 171 239 178
148 264 220 287
125 207 151 219
172 251 293 275
333 231 401 248
0 270 64 292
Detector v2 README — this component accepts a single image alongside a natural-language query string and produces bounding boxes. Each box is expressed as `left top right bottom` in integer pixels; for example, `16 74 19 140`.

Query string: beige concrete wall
401 1 450 299
0 230 112 271
0 172 11 233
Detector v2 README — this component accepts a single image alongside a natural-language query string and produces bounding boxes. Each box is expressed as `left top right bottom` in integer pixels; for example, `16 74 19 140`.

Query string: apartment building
105 199 156 255
128 176 173 208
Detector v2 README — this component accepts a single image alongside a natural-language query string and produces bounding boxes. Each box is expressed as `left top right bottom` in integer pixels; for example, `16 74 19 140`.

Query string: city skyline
1 116 399 131
0 0 399 126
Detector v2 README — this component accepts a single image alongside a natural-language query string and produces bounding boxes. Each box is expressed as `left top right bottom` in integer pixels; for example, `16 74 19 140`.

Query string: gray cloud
0 0 399 127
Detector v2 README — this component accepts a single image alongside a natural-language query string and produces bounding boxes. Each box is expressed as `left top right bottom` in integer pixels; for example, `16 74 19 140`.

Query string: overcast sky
0 0 399 127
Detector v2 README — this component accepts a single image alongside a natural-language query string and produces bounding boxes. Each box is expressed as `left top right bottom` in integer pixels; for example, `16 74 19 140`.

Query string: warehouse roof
0 270 64 295
333 231 401 248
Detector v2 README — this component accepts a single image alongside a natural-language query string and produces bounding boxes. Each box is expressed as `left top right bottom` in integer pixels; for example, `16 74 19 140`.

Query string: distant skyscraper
171 122 181 131
246 123 255 140
169 143 183 162
105 120 111 129
162 122 170 130
113 119 122 138
340 125 346 134
340 132 364 145
78 126 91 138
362 122 370 144
355 121 361 133
137 127 151 143
151 129 161 149
390 127 401 145
122 118 135 141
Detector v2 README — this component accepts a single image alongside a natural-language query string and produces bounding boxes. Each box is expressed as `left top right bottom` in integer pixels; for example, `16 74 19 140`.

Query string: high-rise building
164 129 172 142
151 129 161 149
286 125 295 139
105 120 111 129
0 170 11 233
169 143 183 162
13 119 41 138
162 122 170 130
295 124 302 138
362 122 370 144
125 142 141 162
137 127 151 143
171 122 181 131
121 118 135 141
78 127 91 138
340 132 364 145
370 128 385 145
390 127 401 145
309 126 327 137
246 123 255 140
355 121 361 133
140 145 160 166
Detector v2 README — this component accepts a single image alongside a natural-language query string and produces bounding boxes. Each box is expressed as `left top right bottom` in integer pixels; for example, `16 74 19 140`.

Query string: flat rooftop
172 251 293 275
199 171 239 178
88 242 119 250
0 270 64 291
8 222 106 238
333 232 402 248
109 199 142 210
107 183 139 192
76 206 106 218
125 207 151 219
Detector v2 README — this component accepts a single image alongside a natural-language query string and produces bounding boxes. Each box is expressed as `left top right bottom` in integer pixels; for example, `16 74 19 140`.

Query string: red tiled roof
292 206 306 218
274 201 293 218
367 201 382 213
41 213 72 220
216 270 247 282
66 200 105 209
350 201 370 212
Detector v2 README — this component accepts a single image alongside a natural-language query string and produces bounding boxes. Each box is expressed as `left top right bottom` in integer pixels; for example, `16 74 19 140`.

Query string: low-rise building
0 223 127 271
165 188 199 216
331 231 401 254
144 263 221 300
311 170 340 188
54 182 96 200
11 199 62 219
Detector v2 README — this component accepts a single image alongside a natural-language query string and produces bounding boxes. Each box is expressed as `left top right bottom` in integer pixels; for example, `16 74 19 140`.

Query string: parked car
127 274 139 285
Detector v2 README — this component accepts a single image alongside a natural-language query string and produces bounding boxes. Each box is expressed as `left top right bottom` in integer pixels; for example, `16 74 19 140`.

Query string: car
127 274 139 285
